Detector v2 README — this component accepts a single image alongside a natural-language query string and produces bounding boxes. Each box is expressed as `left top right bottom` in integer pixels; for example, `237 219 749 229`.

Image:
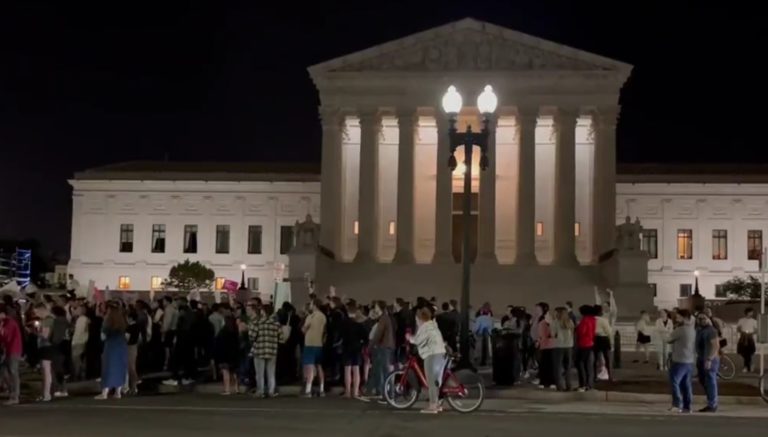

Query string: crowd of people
0 289 761 414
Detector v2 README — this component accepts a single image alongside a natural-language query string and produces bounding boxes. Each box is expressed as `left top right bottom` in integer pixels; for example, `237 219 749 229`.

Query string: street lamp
239 264 247 291
441 84 498 369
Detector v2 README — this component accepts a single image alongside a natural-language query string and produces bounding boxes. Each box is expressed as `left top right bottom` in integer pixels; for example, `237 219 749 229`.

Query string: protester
161 295 177 371
342 302 367 399
407 307 446 414
575 305 596 391
364 300 394 402
737 308 757 373
654 309 673 371
533 302 555 389
125 308 142 395
667 309 695 413
551 306 574 392
50 305 70 398
594 304 613 381
696 313 720 413
33 303 55 402
250 304 281 398
96 302 128 400
213 305 240 395
302 298 327 397
0 306 22 405
70 304 90 380
634 310 652 364
436 302 459 353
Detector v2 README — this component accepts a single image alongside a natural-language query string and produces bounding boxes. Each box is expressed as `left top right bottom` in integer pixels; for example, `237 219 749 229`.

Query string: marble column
553 108 579 266
477 114 498 263
514 107 539 265
433 113 453 263
354 109 382 263
592 107 619 262
393 107 418 264
319 107 344 258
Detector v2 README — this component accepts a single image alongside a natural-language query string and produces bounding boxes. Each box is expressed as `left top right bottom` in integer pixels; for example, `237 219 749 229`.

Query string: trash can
492 330 519 386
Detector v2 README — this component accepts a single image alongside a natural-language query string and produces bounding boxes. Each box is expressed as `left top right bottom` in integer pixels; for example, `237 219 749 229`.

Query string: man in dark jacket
364 301 394 401
436 302 459 352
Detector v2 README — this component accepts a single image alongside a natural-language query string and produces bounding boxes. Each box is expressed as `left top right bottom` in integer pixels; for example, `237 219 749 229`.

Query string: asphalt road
1 394 767 437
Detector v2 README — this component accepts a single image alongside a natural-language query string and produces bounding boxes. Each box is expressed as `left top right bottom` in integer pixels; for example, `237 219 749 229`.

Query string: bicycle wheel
760 372 768 403
383 370 419 410
718 355 736 380
444 369 484 413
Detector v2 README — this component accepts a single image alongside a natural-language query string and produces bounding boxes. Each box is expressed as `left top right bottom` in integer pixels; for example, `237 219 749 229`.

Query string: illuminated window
748 230 762 261
536 222 544 236
214 277 225 291
641 229 658 259
676 229 693 260
574 222 581 237
712 229 727 260
388 221 396 236
150 276 163 290
354 220 359 235
118 276 131 290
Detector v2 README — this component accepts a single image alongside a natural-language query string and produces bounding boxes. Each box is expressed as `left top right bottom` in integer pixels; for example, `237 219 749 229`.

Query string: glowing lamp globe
441 85 463 115
477 85 498 115
240 264 247 271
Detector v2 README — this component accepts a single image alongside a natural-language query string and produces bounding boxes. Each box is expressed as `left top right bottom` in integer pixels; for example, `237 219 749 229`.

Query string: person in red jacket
1 305 23 405
574 305 597 391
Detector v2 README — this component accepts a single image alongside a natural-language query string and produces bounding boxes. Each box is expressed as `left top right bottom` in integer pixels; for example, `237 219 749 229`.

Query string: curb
29 380 765 406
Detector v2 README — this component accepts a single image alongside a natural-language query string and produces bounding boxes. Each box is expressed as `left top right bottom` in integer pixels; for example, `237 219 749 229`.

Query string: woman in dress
96 302 128 400
737 308 758 373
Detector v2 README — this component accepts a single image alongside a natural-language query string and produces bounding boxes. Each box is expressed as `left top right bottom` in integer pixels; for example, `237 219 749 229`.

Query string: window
215 225 230 254
151 224 166 253
536 222 544 237
119 224 134 253
641 229 658 259
649 283 657 298
215 277 225 291
150 276 163 290
388 221 396 236
280 225 294 254
247 225 263 254
679 283 692 298
353 220 359 235
677 229 693 260
715 284 727 298
183 225 198 253
118 276 131 290
748 230 763 261
712 229 728 260
247 277 259 291
574 222 581 237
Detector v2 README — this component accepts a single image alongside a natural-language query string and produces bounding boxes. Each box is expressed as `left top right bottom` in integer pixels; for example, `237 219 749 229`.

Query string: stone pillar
393 107 418 264
592 107 619 262
319 107 344 258
354 109 382 263
433 113 453 263
477 115 498 263
514 107 539 265
553 108 579 266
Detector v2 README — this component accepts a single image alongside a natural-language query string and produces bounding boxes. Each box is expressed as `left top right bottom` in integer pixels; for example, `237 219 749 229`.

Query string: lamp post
441 84 498 369
239 264 247 291
691 269 705 312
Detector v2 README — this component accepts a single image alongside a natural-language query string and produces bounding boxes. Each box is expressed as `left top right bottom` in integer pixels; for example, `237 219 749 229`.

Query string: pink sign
222 279 239 292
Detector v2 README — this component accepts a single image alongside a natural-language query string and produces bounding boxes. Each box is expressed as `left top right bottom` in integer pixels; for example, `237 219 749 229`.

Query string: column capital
553 106 580 123
357 108 383 124
319 106 344 129
514 105 540 121
591 106 620 127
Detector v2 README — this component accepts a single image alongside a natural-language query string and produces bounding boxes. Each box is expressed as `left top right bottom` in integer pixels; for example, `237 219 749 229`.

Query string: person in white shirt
737 308 758 372
407 307 446 414
70 304 90 381
634 311 652 364
654 309 674 371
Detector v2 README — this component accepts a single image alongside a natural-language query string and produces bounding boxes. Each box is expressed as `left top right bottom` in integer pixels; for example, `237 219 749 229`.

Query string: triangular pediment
309 18 631 75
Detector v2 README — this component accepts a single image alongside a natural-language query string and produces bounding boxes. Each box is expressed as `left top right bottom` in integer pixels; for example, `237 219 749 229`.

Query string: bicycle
383 348 484 413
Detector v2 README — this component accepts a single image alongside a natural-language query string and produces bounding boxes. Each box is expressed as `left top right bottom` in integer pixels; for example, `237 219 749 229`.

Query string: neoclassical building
308 18 635 309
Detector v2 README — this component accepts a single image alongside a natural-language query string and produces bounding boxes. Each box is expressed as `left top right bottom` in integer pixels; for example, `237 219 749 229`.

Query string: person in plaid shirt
248 304 282 398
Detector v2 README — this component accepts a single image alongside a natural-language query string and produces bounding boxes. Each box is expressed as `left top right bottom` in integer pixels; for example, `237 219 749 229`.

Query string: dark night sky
0 1 763 256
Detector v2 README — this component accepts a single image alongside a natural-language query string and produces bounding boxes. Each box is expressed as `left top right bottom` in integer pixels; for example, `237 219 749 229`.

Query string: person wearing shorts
342 302 367 399
301 299 327 397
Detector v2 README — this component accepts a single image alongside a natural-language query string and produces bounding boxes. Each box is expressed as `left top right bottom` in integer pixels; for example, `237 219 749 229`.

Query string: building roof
617 163 768 184
74 161 321 182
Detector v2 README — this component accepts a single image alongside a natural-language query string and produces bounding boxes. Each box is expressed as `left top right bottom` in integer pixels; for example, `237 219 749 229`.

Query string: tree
164 259 215 293
719 275 764 300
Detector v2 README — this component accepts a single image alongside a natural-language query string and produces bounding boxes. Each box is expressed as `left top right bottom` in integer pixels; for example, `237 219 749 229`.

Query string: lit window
574 222 581 237
215 277 225 291
150 276 163 290
677 229 693 260
118 276 131 290
536 222 544 237
712 229 727 260
748 230 762 261
388 221 396 236
354 220 359 235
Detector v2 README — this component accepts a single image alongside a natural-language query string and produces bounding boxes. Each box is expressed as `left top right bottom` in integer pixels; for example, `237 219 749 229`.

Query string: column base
353 252 377 264
553 253 580 268
513 252 539 266
392 251 416 265
431 250 455 264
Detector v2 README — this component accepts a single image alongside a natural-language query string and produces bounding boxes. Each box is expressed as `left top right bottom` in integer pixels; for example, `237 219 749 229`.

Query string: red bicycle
383 348 484 413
